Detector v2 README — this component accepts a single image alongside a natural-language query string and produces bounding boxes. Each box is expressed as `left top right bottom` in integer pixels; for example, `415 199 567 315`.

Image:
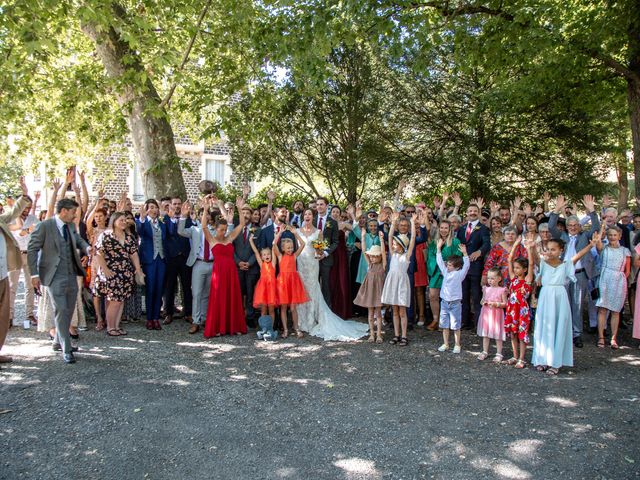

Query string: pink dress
477 286 507 340
634 288 640 340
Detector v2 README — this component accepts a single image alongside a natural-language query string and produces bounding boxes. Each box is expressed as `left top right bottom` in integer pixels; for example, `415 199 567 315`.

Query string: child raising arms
354 231 387 343
504 238 535 368
273 226 309 338
249 234 278 320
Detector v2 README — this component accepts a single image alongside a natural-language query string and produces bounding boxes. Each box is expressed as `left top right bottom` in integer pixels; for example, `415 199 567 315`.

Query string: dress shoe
153 320 162 330
163 315 173 325
146 320 154 330
54 344 78 352
573 336 584 348
63 353 76 364
188 324 200 334
0 355 13 363
587 327 597 334
185 315 193 324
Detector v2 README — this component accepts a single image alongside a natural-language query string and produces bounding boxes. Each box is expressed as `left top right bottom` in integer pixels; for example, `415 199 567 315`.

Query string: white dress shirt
0 233 7 280
437 253 471 301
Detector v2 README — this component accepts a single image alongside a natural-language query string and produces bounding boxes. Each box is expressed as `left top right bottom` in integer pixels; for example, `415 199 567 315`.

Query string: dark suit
314 214 339 306
233 225 261 324
456 221 491 328
136 218 167 321
257 222 297 250
163 215 193 317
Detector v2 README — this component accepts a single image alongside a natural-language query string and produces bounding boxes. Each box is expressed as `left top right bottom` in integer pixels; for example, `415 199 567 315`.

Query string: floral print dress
95 231 137 302
504 278 533 343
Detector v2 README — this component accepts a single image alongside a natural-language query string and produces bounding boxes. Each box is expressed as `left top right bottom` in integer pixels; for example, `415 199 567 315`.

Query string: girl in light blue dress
532 235 598 375
353 219 382 284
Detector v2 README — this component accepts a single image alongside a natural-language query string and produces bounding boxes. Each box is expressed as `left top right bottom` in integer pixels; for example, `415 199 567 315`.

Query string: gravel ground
1 287 640 480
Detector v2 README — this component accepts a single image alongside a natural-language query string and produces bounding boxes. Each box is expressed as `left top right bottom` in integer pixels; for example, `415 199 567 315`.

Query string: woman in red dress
329 206 352 319
202 196 247 337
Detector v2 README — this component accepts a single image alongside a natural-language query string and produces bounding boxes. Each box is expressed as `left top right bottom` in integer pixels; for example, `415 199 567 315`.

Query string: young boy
436 240 470 353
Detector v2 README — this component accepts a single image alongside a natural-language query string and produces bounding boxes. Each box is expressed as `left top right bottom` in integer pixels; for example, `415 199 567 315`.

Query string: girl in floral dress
504 238 535 369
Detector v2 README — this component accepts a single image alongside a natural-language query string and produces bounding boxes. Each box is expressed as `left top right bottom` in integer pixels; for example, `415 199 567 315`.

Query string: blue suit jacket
257 223 297 251
456 222 491 277
163 215 193 258
136 218 168 265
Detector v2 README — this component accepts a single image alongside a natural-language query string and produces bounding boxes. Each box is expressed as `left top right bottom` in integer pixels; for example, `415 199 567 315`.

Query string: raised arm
292 227 306 257
226 197 247 242
78 171 89 215
248 234 263 267
379 231 387 266
201 198 215 245
507 236 521 280
388 212 399 253
261 190 275 227
406 214 417 257
524 239 536 283
361 228 370 267
573 231 600 264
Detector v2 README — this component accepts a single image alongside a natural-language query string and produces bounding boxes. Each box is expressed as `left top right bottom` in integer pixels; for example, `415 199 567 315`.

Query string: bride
296 209 369 341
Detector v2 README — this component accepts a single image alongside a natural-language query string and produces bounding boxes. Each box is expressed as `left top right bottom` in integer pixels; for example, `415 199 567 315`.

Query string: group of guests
1 175 639 371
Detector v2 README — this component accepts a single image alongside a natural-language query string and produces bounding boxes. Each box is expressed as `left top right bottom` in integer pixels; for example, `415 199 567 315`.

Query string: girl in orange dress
273 226 309 338
249 234 278 318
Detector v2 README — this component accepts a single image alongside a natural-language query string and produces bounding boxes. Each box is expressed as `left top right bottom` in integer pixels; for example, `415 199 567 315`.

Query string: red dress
504 278 532 343
329 230 352 319
414 242 428 287
253 261 278 308
277 254 309 305
204 243 247 337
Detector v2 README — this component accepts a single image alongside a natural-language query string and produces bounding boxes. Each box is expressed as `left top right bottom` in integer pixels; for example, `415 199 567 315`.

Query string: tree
223 44 402 204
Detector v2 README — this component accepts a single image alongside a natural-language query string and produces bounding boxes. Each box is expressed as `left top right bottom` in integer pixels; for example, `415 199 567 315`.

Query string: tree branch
159 0 212 109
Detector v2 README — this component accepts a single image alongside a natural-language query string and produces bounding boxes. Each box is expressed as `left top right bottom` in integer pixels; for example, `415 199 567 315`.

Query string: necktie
204 238 210 261
465 223 472 242
243 226 248 242
63 224 69 241
318 217 324 231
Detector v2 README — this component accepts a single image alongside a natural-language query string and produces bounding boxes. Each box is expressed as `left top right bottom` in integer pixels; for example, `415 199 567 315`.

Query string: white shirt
566 235 583 270
316 213 328 230
55 215 66 238
11 214 38 251
436 253 471 301
0 232 7 280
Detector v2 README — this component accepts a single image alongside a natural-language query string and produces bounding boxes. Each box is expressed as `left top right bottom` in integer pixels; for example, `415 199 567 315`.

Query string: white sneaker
417 321 425 327
437 344 449 352
452 345 461 354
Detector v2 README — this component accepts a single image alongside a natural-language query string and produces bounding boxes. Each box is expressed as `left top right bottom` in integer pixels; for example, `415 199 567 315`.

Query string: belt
21 251 28 254
441 299 462 304
575 268 585 274
197 258 213 263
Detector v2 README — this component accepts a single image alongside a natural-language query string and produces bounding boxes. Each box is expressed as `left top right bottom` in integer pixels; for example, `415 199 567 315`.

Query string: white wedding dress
296 228 369 341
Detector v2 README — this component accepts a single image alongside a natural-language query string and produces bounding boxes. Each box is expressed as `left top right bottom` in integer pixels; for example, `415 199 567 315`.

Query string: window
205 158 225 186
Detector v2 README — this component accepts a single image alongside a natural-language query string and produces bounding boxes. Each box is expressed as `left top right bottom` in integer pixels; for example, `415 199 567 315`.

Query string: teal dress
353 225 381 284
532 259 575 368
426 238 461 289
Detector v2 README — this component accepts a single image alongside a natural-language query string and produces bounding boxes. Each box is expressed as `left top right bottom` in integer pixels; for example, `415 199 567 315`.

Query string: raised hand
512 196 522 210
181 201 191 217
452 191 462 207
542 191 551 204
51 178 62 192
266 190 276 202
602 194 612 208
459 243 468 256
582 194 595 213
554 195 567 214
235 196 245 211
534 204 543 216
19 176 28 196
522 203 532 216
242 182 251 198
442 192 450 204
433 196 442 209
346 204 355 216
139 202 148 219
391 211 400 223
436 238 444 250
378 231 385 241
475 197 485 211
378 209 389 223
65 169 74 186
78 170 86 184
34 190 41 200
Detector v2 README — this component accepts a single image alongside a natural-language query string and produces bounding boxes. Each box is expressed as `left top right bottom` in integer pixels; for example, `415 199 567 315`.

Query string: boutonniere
325 222 332 229
158 216 165 224
473 225 480 232
249 226 257 235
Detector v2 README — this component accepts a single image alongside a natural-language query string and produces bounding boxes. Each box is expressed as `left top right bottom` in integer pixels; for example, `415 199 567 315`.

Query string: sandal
95 321 106 332
505 357 518 365
546 367 559 376
477 351 489 361
398 337 409 346
597 337 605 348
514 360 526 369
106 329 121 337
375 334 383 344
493 354 504 364
282 330 289 339
117 329 127 336
296 330 304 339
610 338 619 350
389 336 400 345
368 335 375 343
535 365 548 372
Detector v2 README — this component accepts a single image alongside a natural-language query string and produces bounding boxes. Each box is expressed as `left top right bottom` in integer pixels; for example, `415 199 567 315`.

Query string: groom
314 197 338 307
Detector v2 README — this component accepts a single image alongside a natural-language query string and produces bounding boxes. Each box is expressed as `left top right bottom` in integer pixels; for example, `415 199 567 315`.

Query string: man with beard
289 200 305 227
257 205 296 250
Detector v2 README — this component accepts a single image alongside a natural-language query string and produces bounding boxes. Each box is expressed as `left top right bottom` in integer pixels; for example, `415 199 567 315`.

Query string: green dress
426 238 461 289
353 225 381 284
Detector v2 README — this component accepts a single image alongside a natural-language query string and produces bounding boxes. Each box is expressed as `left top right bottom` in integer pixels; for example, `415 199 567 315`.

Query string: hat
395 234 410 251
366 245 382 256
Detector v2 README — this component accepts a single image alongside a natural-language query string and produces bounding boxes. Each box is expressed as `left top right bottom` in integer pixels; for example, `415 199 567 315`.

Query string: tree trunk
81 5 186 200
630 80 640 205
616 145 629 208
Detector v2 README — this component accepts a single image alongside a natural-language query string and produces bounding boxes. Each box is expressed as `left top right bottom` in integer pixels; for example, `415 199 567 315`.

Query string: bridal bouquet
311 239 328 258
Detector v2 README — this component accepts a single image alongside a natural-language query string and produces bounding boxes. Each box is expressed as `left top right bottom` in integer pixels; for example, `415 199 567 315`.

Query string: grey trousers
191 260 212 325
47 271 79 354
567 270 589 338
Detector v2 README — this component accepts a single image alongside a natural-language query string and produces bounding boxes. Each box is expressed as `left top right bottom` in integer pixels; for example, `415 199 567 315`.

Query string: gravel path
2 292 640 479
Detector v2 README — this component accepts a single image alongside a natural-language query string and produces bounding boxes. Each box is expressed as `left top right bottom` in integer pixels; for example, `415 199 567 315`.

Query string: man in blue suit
163 196 194 325
456 203 491 330
136 199 167 330
258 206 296 250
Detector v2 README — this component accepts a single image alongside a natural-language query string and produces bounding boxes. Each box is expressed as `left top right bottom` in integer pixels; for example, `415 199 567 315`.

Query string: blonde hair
281 238 294 250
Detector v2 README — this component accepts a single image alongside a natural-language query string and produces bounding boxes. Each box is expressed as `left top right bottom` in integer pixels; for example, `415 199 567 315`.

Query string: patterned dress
483 243 528 285
94 232 137 302
596 245 630 312
505 278 533 343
